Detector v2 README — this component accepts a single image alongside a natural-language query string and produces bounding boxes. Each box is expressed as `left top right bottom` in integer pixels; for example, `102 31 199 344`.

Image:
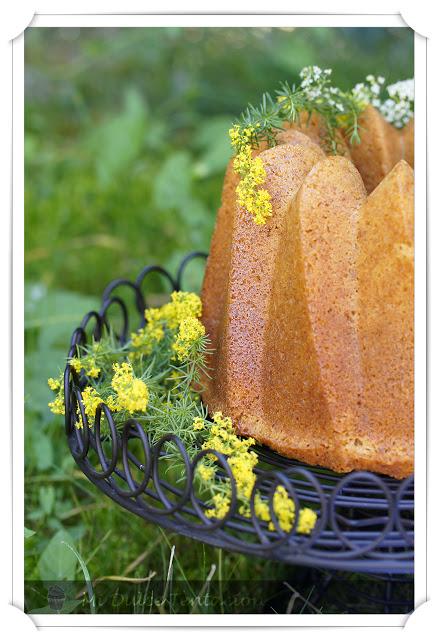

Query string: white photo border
12 12 426 628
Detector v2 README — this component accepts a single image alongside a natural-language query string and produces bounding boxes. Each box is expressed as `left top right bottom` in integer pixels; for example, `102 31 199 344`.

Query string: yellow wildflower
228 450 258 500
254 492 271 521
239 504 251 518
270 485 294 533
130 325 159 357
297 507 318 535
81 386 104 420
248 155 266 183
161 291 202 329
88 364 100 378
48 396 65 416
235 164 272 226
111 362 149 414
229 126 241 147
264 485 318 534
69 355 100 379
205 492 231 520
197 464 215 482
200 411 316 534
69 357 82 373
48 374 65 415
193 416 205 431
131 307 164 357
144 307 166 341
104 395 119 412
252 189 272 226
229 124 272 226
229 124 254 149
213 411 232 429
233 145 253 174
203 412 254 460
172 317 205 362
47 377 61 391
202 411 257 505
130 291 203 357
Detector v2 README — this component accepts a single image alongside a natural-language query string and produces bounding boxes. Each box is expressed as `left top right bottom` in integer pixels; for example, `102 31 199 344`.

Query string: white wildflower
387 78 414 102
352 74 414 128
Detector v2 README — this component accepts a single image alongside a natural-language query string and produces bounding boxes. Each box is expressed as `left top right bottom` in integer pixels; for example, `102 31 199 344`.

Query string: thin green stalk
61 541 96 614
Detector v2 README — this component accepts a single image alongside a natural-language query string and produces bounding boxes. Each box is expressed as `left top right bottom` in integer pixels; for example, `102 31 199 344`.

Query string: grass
24 26 414 614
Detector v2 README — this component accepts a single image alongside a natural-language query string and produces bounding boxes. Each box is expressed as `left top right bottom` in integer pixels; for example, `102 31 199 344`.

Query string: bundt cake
201 103 414 479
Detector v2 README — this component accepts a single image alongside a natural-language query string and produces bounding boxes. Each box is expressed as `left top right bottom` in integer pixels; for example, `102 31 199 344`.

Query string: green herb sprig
235 66 364 155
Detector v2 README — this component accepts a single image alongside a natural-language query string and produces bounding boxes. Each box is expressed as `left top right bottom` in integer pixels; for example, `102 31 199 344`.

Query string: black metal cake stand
63 252 414 577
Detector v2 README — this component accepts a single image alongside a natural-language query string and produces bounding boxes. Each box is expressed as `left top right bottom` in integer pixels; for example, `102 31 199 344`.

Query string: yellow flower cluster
172 316 206 362
198 464 215 482
205 492 231 520
48 376 65 415
229 124 253 148
253 485 317 534
65 362 149 428
81 386 104 420
194 411 316 534
49 355 101 418
229 124 272 226
48 396 65 416
131 307 165 357
130 291 203 358
110 362 149 414
201 412 257 499
49 291 203 424
48 377 61 391
163 291 202 328
69 355 100 379
193 416 205 431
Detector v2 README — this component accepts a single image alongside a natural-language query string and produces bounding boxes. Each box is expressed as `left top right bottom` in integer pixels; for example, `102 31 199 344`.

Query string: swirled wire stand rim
63 251 414 576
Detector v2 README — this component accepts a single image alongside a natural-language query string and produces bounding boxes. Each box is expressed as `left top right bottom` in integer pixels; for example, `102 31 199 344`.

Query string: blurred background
24 27 414 614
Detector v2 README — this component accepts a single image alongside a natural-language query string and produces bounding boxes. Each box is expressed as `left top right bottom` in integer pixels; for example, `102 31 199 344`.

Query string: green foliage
25 26 414 295
38 529 78 582
193 117 235 177
234 70 362 154
88 88 148 186
24 26 414 614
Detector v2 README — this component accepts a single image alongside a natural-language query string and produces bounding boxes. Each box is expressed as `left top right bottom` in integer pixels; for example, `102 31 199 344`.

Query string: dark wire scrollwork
64 252 414 575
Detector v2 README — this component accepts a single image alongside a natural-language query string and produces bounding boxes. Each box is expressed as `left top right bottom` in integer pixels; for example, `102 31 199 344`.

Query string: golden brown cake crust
286 113 352 158
258 157 368 472
200 159 238 410
348 105 404 193
401 119 414 168
202 141 325 427
355 160 414 478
